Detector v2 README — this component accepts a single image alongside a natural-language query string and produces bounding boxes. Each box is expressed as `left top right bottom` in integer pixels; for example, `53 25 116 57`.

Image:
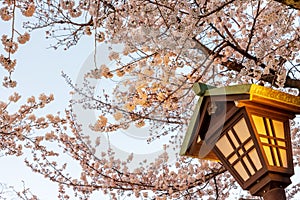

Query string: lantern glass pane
273 147 280 166
243 157 255 175
248 149 262 171
266 120 274 136
238 149 243 155
234 161 249 181
216 135 234 158
229 154 238 164
263 146 274 166
252 115 288 168
271 139 276 145
244 140 253 150
252 115 266 134
233 118 251 143
260 137 268 143
273 120 285 139
279 149 288 168
278 141 286 147
219 117 262 181
228 130 239 148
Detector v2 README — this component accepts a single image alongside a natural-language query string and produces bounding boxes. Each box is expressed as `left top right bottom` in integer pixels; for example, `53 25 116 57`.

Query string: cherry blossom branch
244 0 261 53
193 26 300 90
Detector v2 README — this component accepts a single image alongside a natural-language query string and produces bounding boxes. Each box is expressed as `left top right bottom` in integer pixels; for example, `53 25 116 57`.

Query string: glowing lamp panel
216 118 262 181
252 115 288 168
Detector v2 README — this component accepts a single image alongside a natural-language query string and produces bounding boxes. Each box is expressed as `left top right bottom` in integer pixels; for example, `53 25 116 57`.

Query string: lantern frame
180 83 300 198
213 105 294 195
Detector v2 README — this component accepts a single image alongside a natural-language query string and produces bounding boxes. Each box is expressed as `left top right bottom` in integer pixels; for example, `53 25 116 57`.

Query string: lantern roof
180 83 300 159
193 83 300 112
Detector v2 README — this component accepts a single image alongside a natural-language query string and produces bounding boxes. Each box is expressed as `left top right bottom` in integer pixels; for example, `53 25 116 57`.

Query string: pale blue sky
0 18 95 199
1 14 300 200
0 19 177 199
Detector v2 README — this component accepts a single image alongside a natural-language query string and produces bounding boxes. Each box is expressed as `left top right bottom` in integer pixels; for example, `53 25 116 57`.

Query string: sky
0 18 95 198
0 17 179 199
1 13 300 200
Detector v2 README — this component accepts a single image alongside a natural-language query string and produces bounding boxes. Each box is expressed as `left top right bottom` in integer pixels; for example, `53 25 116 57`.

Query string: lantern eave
180 83 300 161
196 83 300 113
181 83 297 199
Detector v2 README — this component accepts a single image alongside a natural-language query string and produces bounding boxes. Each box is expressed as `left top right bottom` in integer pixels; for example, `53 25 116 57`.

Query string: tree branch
192 35 300 90
274 0 300 9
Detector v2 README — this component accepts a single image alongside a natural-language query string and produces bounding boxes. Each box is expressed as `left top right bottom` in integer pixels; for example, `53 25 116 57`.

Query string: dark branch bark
222 60 300 89
274 0 300 10
192 36 300 91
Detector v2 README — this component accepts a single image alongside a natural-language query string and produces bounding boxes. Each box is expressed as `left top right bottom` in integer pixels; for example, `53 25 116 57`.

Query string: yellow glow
273 147 280 166
263 146 274 166
273 120 285 139
252 115 266 135
234 161 249 181
278 141 286 147
263 145 287 167
266 120 274 137
252 115 288 168
279 149 288 168
260 137 268 144
216 135 233 158
271 139 276 145
248 149 262 170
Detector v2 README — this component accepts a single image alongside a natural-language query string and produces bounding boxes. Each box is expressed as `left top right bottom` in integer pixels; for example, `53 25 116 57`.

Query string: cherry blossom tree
1 0 300 199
